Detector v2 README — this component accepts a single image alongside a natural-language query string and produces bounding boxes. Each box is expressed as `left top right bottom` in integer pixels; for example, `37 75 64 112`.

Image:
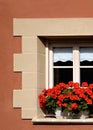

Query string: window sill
32 117 93 124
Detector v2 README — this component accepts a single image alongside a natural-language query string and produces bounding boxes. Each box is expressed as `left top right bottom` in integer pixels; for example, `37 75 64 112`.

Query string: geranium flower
39 94 46 103
85 97 92 105
58 95 64 101
68 81 74 87
90 94 93 99
73 82 80 89
71 103 78 110
56 100 62 106
62 103 67 107
85 88 92 96
70 95 80 101
54 89 61 95
89 84 93 89
82 82 88 87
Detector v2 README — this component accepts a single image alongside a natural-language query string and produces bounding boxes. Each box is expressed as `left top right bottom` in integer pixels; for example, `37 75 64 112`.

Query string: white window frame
46 40 93 89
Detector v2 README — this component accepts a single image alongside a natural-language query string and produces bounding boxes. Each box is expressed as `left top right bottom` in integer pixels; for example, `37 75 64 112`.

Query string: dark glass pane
54 61 73 66
54 68 73 85
80 68 93 84
80 61 93 66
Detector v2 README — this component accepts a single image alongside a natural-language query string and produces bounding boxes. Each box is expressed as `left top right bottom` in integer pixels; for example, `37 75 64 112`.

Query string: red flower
71 103 78 110
68 81 74 87
82 82 88 87
79 93 86 99
58 95 64 101
59 82 66 88
85 88 92 96
62 103 67 107
70 95 80 101
55 84 62 90
54 89 61 95
51 94 57 99
59 82 68 89
89 84 93 89
73 82 80 89
56 100 62 106
90 94 93 99
39 94 46 103
47 88 54 96
85 98 92 105
40 103 45 108
42 88 47 94
73 88 81 95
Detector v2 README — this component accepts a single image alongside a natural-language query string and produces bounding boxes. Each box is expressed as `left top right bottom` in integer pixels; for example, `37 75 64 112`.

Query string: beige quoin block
22 36 37 53
22 72 37 89
14 54 37 72
21 90 37 108
13 90 22 107
22 54 37 72
22 108 37 119
14 54 22 71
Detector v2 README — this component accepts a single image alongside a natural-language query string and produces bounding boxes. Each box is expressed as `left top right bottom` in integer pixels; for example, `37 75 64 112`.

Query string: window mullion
45 42 49 89
73 46 80 83
49 46 53 88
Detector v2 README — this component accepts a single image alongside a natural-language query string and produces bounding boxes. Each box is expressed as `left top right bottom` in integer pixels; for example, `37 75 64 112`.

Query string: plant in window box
38 85 63 117
60 81 93 119
38 81 93 119
86 83 93 118
80 82 93 119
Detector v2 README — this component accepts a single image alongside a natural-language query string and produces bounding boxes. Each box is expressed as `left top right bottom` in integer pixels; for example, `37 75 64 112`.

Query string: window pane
53 47 73 66
80 68 93 84
80 61 93 66
80 47 93 66
54 68 73 85
54 61 73 66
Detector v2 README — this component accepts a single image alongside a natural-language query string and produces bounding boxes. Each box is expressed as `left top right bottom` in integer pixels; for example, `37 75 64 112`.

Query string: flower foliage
38 81 93 114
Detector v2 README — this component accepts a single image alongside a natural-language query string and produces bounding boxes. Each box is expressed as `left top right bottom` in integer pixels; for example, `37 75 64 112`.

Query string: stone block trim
13 18 93 119
13 36 39 119
13 18 93 36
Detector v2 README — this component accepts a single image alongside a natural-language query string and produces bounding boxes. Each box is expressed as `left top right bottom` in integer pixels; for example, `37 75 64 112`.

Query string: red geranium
82 82 88 87
38 81 93 114
71 103 78 110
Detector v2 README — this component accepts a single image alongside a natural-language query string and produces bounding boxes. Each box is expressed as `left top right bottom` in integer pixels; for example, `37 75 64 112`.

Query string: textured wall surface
1 0 93 129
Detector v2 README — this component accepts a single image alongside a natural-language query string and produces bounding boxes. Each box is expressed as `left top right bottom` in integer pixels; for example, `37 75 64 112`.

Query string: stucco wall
1 0 93 130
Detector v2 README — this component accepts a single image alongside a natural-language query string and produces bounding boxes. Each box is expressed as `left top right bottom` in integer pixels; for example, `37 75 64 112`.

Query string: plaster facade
1 0 93 129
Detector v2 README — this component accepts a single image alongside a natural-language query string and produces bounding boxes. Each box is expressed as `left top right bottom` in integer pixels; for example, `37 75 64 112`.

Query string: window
46 40 93 88
80 47 93 84
53 47 73 85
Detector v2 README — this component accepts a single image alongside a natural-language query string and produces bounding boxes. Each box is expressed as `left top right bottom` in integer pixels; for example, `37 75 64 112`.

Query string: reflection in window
54 48 73 63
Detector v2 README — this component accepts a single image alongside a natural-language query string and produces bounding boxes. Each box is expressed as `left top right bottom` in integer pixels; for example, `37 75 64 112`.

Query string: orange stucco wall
1 0 93 129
